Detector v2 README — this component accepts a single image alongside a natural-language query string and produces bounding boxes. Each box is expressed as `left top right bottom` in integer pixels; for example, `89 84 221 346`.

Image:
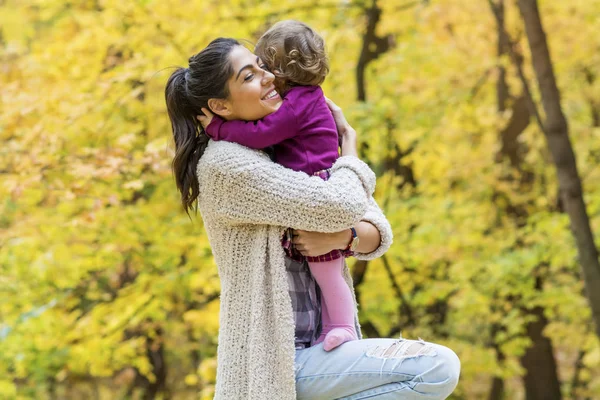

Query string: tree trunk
356 0 391 102
571 349 586 399
489 324 506 400
520 307 562 400
490 8 508 398
518 0 600 339
143 328 168 400
518 277 562 400
488 3 563 398
495 0 509 114
488 371 505 400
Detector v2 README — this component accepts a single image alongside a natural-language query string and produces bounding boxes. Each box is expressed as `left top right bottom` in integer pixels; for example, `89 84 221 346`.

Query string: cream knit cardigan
197 141 393 400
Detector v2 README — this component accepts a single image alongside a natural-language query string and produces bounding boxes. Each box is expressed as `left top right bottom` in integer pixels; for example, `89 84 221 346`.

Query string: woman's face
221 45 283 121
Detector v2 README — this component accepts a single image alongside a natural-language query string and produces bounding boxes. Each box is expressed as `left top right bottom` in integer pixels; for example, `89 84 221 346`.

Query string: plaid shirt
285 256 322 349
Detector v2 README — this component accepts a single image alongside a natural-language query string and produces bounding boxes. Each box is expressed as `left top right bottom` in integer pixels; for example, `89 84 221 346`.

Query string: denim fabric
295 338 460 399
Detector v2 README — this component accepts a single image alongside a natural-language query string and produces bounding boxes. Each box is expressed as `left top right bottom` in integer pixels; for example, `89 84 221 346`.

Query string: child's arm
198 101 300 149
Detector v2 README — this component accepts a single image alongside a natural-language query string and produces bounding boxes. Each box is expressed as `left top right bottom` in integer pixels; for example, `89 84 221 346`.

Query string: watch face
350 236 360 252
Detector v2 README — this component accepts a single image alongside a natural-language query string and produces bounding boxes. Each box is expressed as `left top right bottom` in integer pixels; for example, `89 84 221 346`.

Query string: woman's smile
262 88 280 101
261 87 282 107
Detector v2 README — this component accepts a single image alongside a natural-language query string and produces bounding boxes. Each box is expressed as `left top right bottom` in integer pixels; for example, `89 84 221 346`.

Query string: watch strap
344 227 357 252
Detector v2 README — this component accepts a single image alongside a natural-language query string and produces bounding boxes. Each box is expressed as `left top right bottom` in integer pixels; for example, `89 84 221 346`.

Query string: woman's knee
364 339 460 398
433 344 461 397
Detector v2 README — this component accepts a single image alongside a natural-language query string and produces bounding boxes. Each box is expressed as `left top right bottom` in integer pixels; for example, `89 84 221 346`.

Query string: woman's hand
292 229 351 257
292 220 382 257
324 97 350 133
324 97 358 158
196 107 214 129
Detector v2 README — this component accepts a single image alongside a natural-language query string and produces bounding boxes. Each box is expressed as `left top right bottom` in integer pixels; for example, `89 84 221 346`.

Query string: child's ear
207 98 232 117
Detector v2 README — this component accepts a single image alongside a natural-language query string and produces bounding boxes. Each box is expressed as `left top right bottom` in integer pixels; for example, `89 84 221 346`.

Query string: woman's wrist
335 228 354 250
340 128 358 158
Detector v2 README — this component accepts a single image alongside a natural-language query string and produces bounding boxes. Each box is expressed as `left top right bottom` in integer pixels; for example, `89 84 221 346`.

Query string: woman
165 37 460 400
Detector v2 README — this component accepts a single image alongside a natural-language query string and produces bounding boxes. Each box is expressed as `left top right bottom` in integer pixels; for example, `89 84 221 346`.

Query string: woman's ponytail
165 38 240 216
165 68 209 216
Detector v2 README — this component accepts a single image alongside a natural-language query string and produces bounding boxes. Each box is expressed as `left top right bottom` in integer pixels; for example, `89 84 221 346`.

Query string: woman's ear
207 98 232 118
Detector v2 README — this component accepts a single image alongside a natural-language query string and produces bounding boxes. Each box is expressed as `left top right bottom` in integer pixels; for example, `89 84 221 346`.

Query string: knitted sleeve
201 143 375 232
354 197 394 260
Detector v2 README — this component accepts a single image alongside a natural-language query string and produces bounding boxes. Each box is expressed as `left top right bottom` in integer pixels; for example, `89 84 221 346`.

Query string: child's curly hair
255 20 329 93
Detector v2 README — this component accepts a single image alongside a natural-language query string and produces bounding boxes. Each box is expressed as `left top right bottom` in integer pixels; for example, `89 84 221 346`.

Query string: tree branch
381 254 416 326
487 0 546 135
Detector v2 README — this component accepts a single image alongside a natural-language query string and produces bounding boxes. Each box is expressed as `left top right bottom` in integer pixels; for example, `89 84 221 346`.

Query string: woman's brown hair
165 38 240 216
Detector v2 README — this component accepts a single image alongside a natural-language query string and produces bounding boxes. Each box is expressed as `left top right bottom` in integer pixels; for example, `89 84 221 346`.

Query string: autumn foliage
1 0 599 399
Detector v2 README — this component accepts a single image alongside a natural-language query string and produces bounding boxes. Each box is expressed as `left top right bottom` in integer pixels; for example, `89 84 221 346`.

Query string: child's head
255 20 329 93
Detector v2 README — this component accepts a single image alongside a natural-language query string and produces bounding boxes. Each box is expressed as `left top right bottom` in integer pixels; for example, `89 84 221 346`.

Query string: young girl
198 20 359 352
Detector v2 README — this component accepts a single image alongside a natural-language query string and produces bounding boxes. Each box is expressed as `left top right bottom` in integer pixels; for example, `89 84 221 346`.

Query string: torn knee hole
366 340 437 359
406 342 425 356
381 342 399 357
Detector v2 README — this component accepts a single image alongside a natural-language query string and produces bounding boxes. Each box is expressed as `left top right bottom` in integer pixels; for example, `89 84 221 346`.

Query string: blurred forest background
1 0 600 399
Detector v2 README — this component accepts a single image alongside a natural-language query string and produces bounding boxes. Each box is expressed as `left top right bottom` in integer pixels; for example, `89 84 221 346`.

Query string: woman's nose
262 70 275 85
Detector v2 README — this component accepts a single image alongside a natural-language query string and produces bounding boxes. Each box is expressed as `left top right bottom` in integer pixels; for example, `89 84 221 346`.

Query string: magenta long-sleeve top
205 85 339 175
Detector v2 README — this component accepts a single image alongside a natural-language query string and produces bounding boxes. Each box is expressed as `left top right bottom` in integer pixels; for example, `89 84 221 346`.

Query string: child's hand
196 107 214 130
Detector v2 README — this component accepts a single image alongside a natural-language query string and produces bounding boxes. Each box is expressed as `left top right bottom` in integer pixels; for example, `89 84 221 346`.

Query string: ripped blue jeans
295 338 460 399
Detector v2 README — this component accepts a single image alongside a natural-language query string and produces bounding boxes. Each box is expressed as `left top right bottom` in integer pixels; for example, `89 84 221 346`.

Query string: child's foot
322 326 357 351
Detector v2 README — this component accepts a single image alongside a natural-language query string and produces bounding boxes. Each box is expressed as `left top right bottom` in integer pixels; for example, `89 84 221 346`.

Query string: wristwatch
344 227 360 252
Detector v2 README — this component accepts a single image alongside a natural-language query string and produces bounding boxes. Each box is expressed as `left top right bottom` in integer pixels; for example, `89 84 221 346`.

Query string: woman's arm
354 219 382 254
292 197 393 260
200 141 375 232
353 197 393 260
292 220 379 255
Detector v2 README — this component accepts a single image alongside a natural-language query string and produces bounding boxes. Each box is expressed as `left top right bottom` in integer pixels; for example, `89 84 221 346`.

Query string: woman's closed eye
244 68 262 82
243 63 269 82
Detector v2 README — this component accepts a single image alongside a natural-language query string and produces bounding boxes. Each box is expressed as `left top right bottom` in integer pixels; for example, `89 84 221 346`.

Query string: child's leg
309 258 357 351
317 290 356 351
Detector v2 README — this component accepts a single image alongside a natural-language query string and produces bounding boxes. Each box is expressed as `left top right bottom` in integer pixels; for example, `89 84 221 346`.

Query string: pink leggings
309 258 357 350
